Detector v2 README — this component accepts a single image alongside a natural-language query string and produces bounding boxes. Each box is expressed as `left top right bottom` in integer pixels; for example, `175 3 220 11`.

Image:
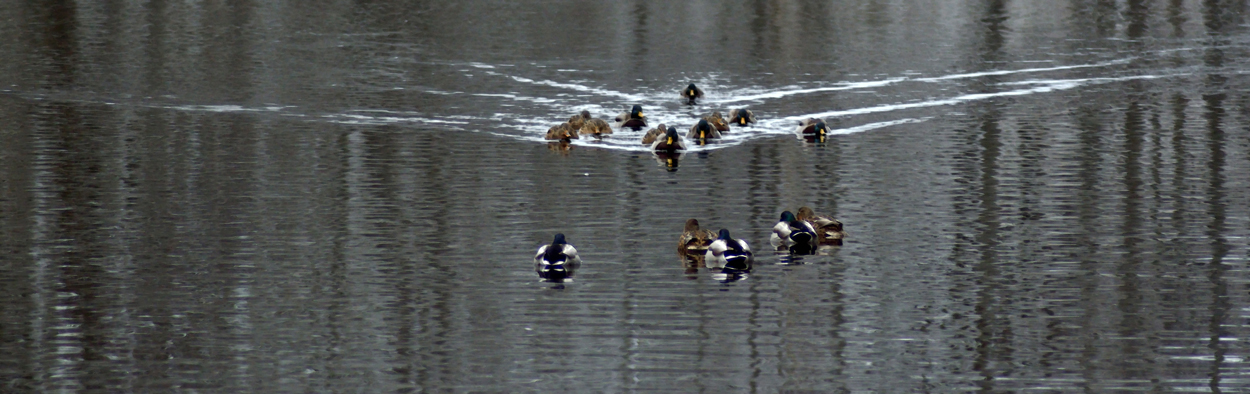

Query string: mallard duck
687 119 722 140
681 83 704 104
703 111 730 132
678 218 716 255
545 122 579 141
705 229 753 271
534 233 582 282
796 206 845 244
795 118 829 138
770 211 818 247
567 110 592 131
613 105 647 131
640 123 667 145
729 108 756 126
579 118 612 138
651 127 686 152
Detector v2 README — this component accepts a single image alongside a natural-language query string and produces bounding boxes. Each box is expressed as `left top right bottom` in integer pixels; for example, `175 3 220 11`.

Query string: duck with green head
729 108 756 126
795 118 830 142
681 83 703 104
687 119 722 140
705 229 753 271
534 233 582 282
614 105 647 131
770 211 818 248
651 127 686 152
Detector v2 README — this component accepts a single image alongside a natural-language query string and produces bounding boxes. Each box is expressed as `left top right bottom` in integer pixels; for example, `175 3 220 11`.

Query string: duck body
797 206 846 245
687 119 723 140
640 123 667 145
567 110 592 131
579 118 613 138
729 108 756 126
534 233 582 282
545 122 579 141
770 211 819 248
705 229 753 271
614 105 647 131
681 83 704 104
651 127 687 152
703 111 730 132
677 218 716 255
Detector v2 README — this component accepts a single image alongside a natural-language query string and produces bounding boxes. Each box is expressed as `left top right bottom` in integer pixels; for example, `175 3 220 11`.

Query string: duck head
684 218 702 232
718 228 734 241
684 84 699 98
814 122 829 142
736 109 750 125
630 104 644 120
664 127 681 146
694 119 713 139
542 233 568 263
780 211 798 223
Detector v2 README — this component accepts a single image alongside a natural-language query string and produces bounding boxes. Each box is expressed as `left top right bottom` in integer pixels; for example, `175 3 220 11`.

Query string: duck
796 206 846 245
795 118 830 140
681 83 704 104
703 111 730 133
705 229 753 271
651 127 687 152
640 123 667 145
770 211 819 248
567 110 592 131
534 233 582 282
579 118 613 138
613 105 647 131
545 122 579 141
687 119 722 140
729 108 756 126
677 218 716 255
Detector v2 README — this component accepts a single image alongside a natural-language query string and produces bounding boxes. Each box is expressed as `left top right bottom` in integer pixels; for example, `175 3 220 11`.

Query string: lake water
4 1 1250 392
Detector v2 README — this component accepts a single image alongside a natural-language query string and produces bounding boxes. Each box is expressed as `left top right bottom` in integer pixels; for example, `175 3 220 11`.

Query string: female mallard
795 118 829 140
678 218 716 255
770 211 818 248
579 118 613 138
703 111 730 132
681 83 704 104
797 206 845 245
613 105 647 131
729 108 756 126
705 229 753 271
534 233 582 282
545 122 579 141
687 119 722 140
651 127 686 152
567 110 592 131
640 123 667 145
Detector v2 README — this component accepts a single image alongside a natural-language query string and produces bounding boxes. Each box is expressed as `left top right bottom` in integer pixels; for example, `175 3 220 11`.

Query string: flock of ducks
535 206 846 282
544 83 834 155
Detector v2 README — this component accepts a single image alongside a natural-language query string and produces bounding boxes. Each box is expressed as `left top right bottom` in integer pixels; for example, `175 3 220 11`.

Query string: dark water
4 1 1250 392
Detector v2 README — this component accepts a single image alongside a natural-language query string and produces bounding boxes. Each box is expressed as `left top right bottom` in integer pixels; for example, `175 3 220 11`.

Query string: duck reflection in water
546 141 574 155
534 233 582 283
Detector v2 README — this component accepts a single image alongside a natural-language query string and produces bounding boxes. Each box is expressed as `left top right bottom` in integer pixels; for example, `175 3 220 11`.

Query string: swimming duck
681 83 704 104
579 118 613 138
687 119 722 140
677 218 716 255
567 110 592 131
795 118 830 141
613 105 647 131
703 111 730 132
705 229 753 271
796 206 845 245
545 122 579 141
770 211 819 248
640 123 667 145
651 127 687 152
729 108 756 126
534 233 582 282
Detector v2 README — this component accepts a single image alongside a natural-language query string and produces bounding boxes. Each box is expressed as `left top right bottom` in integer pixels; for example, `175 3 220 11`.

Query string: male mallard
678 218 716 255
705 229 753 271
613 105 647 131
640 123 667 145
729 108 756 126
534 233 582 282
703 111 730 132
770 211 818 248
545 122 579 141
795 118 830 140
687 119 722 140
681 83 704 104
579 118 613 138
567 110 592 131
651 127 687 152
796 206 845 244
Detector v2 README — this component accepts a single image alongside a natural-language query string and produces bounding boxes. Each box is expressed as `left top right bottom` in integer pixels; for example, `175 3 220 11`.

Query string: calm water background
3 1 1250 392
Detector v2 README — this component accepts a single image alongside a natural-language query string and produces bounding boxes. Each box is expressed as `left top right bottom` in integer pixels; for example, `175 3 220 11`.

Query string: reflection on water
3 1 1250 392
